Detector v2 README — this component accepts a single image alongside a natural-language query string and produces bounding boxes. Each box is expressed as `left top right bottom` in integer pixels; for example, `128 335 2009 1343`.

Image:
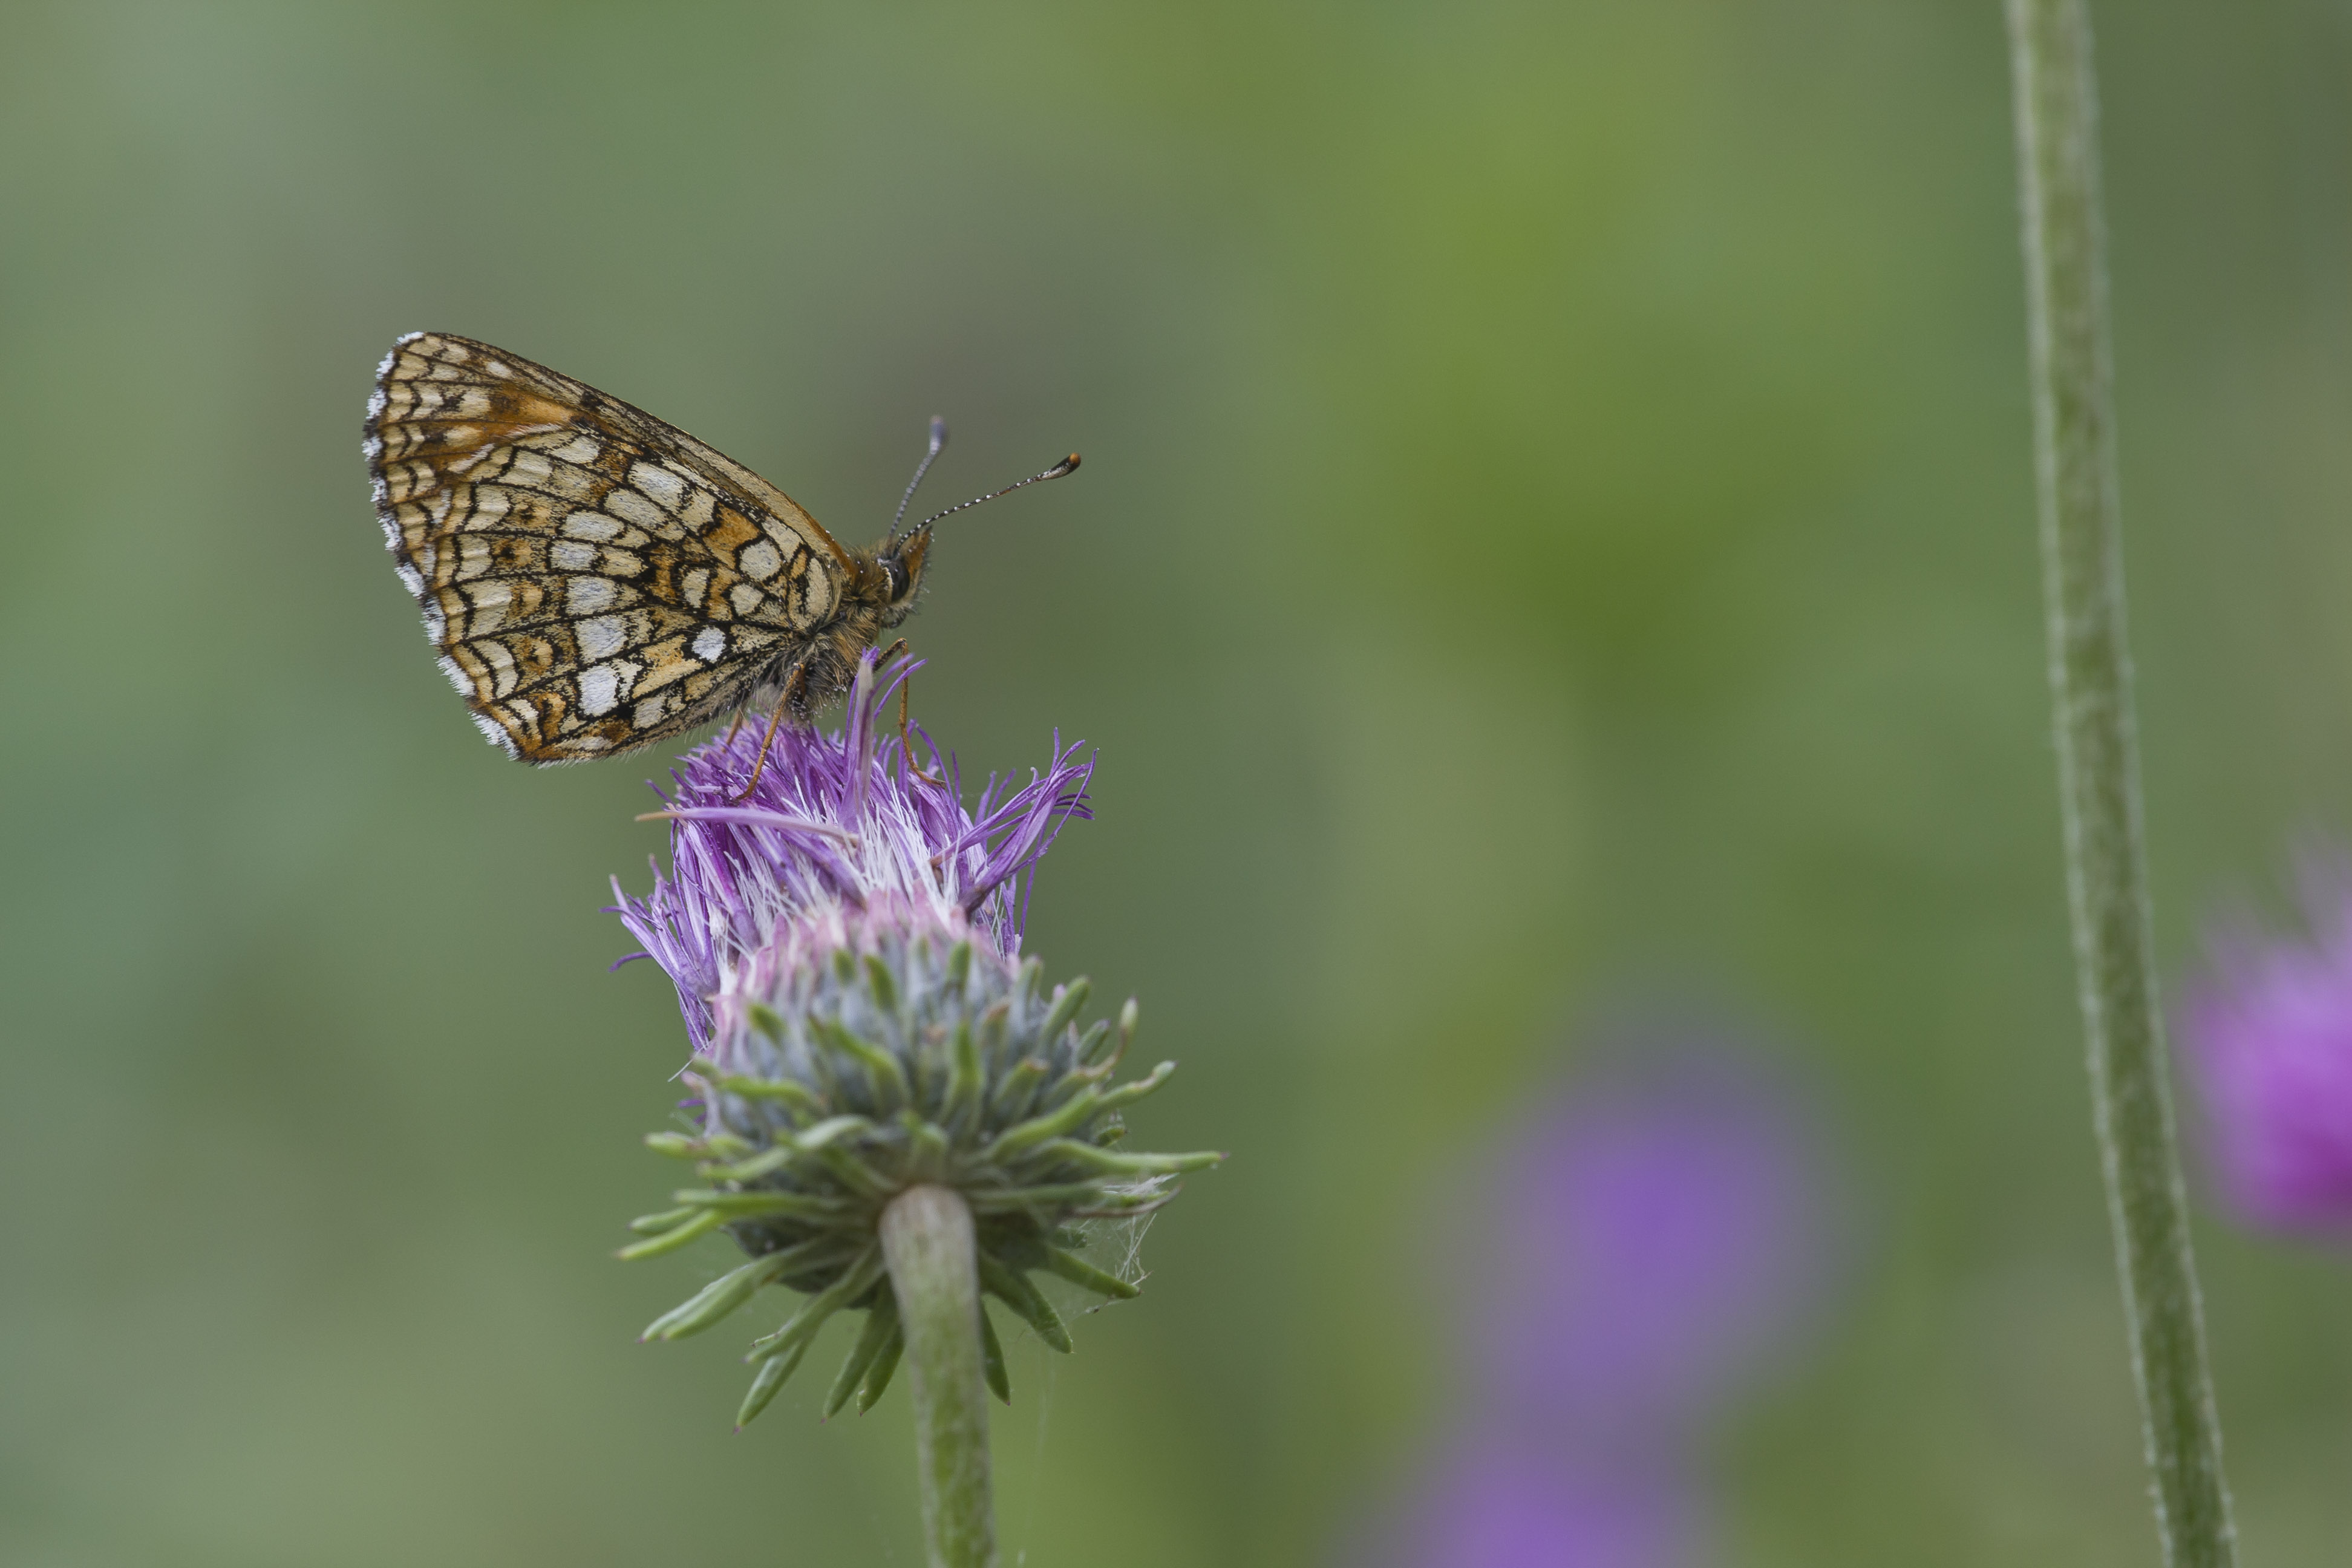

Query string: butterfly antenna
890 416 950 543
913 452 1082 533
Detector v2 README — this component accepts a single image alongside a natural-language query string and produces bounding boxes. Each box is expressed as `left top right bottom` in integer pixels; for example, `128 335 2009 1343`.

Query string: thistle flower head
2183 858 2352 1232
612 655 1221 1427
613 654 1084 1055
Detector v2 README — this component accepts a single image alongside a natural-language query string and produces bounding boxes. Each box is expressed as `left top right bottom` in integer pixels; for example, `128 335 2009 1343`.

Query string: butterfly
365 332 1076 765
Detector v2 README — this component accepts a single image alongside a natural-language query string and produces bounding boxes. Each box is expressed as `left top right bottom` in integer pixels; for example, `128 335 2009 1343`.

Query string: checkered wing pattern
365 332 851 763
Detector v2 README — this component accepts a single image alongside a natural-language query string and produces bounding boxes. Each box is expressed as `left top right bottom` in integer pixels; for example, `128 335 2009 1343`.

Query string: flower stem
880 1185 998 1568
2005 3 2238 1563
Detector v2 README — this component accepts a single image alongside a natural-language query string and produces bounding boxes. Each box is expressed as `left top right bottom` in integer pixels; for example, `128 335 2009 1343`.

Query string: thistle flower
610 653 1221 1429
2181 860 2352 1232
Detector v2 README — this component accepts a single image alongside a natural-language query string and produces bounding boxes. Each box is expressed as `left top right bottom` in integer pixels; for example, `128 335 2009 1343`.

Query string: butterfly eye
888 534 930 601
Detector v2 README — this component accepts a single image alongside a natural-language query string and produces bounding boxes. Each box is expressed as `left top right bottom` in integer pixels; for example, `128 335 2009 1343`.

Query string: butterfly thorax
745 531 930 720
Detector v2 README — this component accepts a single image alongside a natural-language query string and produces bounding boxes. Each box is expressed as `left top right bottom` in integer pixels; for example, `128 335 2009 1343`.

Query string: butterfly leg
730 664 808 804
877 641 946 788
897 680 949 788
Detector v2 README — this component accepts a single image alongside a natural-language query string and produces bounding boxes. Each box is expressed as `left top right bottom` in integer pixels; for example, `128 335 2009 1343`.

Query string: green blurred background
5 1 2350 1563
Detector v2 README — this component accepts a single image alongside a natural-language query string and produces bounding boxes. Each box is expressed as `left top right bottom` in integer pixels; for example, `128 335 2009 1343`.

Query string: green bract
626 915 1220 1429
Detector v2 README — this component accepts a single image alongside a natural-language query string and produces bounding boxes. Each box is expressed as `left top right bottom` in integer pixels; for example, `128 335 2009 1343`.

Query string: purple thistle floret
2183 861 2352 1231
609 651 1221 1429
613 653 1092 1054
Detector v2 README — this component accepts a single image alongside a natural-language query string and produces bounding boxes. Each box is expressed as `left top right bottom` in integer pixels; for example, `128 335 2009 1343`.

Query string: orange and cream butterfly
364 332 1076 765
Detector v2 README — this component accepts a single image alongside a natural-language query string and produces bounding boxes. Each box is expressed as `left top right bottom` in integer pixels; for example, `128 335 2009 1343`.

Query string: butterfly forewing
366 332 850 762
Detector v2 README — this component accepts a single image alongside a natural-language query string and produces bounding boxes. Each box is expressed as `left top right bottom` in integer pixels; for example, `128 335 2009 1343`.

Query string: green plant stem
880 1184 996 1568
2004 2 2238 1563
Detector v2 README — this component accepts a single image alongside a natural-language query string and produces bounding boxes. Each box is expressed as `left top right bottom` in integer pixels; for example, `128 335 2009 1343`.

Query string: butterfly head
875 529 932 618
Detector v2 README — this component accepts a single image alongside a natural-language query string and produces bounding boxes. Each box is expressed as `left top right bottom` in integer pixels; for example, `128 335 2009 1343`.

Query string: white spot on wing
563 509 621 541
691 627 727 662
577 616 626 660
567 577 616 614
606 489 664 529
550 540 596 571
629 462 686 510
579 664 620 715
739 540 781 581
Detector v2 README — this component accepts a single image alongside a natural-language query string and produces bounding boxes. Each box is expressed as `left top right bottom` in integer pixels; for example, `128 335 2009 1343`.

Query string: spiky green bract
628 902 1220 1426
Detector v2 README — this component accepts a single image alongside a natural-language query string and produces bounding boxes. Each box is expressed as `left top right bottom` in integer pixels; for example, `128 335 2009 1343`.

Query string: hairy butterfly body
364 332 1073 763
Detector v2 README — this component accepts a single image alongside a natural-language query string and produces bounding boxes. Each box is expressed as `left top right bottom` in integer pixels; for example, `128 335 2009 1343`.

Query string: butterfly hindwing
366 332 848 762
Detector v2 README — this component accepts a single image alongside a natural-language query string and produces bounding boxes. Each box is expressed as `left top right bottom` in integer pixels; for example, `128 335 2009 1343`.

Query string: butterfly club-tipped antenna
903 451 1082 544
890 416 950 544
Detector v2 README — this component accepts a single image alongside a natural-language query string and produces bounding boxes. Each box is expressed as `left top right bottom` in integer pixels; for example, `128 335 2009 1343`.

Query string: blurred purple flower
1408 1442 1700 1568
1477 1045 1837 1445
2182 863 2352 1230
610 653 1091 1053
1373 1028 1846 1568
